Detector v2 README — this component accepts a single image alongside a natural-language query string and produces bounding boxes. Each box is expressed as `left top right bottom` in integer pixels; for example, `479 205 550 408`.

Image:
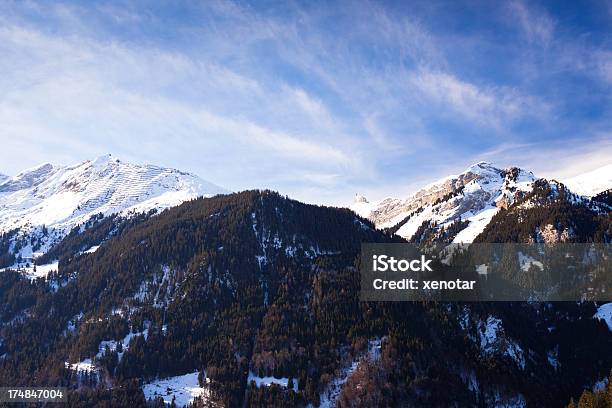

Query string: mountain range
352 161 611 243
0 157 610 408
2 157 610 263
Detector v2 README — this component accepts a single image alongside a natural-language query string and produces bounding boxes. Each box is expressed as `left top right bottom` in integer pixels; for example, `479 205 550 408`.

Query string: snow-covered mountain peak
416 162 504 196
561 164 612 197
0 156 228 257
350 162 539 242
464 161 497 173
92 152 114 163
459 161 535 182
354 194 368 204
351 194 374 219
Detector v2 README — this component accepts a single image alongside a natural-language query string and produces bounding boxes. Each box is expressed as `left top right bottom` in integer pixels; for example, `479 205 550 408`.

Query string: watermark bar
0 387 67 403
360 243 611 301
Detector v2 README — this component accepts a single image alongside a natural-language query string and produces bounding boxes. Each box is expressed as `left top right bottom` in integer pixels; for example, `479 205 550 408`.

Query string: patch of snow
111 308 124 317
97 328 149 362
453 207 499 243
517 252 544 272
316 360 359 408
353 218 371 230
65 358 98 374
490 391 527 408
142 371 210 407
460 369 479 393
479 316 502 351
547 347 559 370
315 338 384 408
256 255 268 267
476 264 489 275
1 260 59 280
478 316 525 370
593 303 612 331
368 338 382 362
65 312 83 335
83 245 100 254
593 377 609 392
458 305 474 334
247 372 298 392
133 266 176 307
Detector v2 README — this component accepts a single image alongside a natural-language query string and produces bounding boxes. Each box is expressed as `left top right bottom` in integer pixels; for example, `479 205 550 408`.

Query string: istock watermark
372 254 433 272
360 243 611 302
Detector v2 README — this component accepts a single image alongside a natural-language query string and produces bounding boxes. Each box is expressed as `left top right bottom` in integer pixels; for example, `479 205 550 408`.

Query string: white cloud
508 1 555 45
195 109 354 167
362 113 412 153
409 68 547 128
287 87 343 135
594 50 612 84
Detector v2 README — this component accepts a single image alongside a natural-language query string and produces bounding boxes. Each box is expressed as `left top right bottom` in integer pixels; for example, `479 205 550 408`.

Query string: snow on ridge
421 161 503 192
0 163 57 192
562 164 612 197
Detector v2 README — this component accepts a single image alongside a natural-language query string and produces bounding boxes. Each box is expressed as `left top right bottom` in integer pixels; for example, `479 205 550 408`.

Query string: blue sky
0 0 610 205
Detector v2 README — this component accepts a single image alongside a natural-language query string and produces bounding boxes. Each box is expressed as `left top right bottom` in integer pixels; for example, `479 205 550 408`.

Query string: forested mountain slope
0 190 610 407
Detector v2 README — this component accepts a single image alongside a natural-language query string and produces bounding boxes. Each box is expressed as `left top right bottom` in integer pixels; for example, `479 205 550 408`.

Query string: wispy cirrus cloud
408 68 550 129
0 9 362 197
508 1 555 46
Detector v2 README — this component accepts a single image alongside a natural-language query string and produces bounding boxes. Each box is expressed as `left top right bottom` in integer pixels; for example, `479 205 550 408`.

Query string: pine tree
287 376 294 391
578 390 594 408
